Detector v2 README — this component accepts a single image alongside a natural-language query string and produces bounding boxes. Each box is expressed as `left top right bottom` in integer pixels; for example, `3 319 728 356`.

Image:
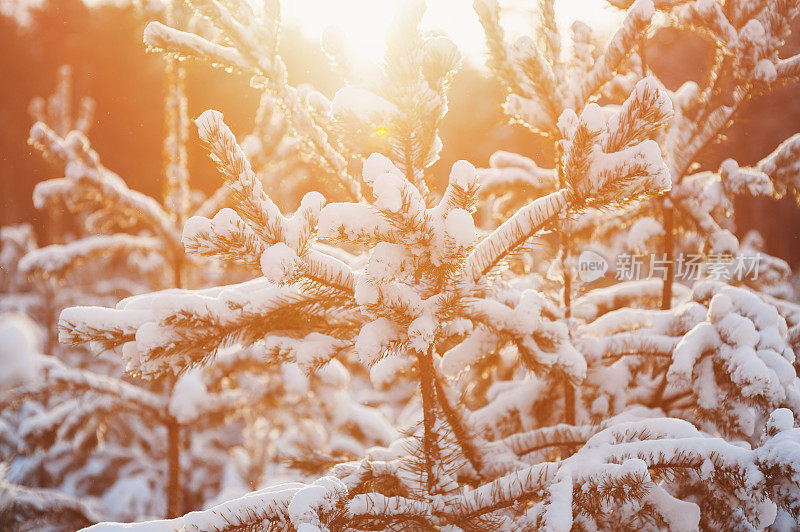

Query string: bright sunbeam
281 0 623 63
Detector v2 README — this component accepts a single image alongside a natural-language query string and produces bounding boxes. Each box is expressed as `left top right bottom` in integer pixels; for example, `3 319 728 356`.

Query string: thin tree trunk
161 2 187 518
166 416 181 518
433 372 484 478
563 375 576 425
562 246 572 319
43 283 57 355
556 143 576 425
418 347 438 492
165 244 184 517
561 233 576 424
661 200 674 310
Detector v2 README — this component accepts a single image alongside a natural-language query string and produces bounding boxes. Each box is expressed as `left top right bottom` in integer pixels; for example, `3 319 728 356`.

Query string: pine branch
0 474 98 530
573 0 655 108
465 189 569 282
143 21 253 73
18 235 161 281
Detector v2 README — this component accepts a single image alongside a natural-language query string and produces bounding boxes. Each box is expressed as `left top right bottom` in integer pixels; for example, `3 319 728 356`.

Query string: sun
281 0 623 63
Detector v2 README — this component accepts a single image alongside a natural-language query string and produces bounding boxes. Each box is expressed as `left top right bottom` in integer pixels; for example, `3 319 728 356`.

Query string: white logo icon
576 250 608 283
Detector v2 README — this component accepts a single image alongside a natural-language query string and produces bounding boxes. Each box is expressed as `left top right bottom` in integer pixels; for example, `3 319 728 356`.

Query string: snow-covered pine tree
0 313 99 531
477 0 800 303
1 56 200 522
2 51 243 521
0 66 103 356
473 0 800 415
39 0 800 530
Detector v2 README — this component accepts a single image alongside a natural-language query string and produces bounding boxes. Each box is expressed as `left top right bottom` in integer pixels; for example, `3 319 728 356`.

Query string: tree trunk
555 143 576 425
661 201 674 310
166 251 183 517
561 235 576 424
166 417 181 518
433 373 484 477
418 347 438 492
563 375 576 425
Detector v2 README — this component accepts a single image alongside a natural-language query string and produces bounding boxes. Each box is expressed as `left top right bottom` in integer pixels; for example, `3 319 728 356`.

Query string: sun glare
281 0 622 63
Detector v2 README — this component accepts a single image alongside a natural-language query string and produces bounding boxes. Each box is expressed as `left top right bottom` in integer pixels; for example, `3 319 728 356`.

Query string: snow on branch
143 21 251 72
478 151 558 201
666 283 798 438
325 2 462 201
776 53 800 83
190 110 355 294
27 65 94 138
84 482 303 531
604 78 673 152
573 0 655 107
452 291 585 380
152 1 361 201
473 0 525 95
466 81 671 284
29 123 176 244
758 133 800 203
0 471 98 530
477 0 657 136
0 355 166 420
59 279 358 378
18 235 161 281
194 110 284 241
465 190 569 282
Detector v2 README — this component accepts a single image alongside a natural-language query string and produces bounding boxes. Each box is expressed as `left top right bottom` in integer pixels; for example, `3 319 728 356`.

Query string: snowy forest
2 0 800 530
